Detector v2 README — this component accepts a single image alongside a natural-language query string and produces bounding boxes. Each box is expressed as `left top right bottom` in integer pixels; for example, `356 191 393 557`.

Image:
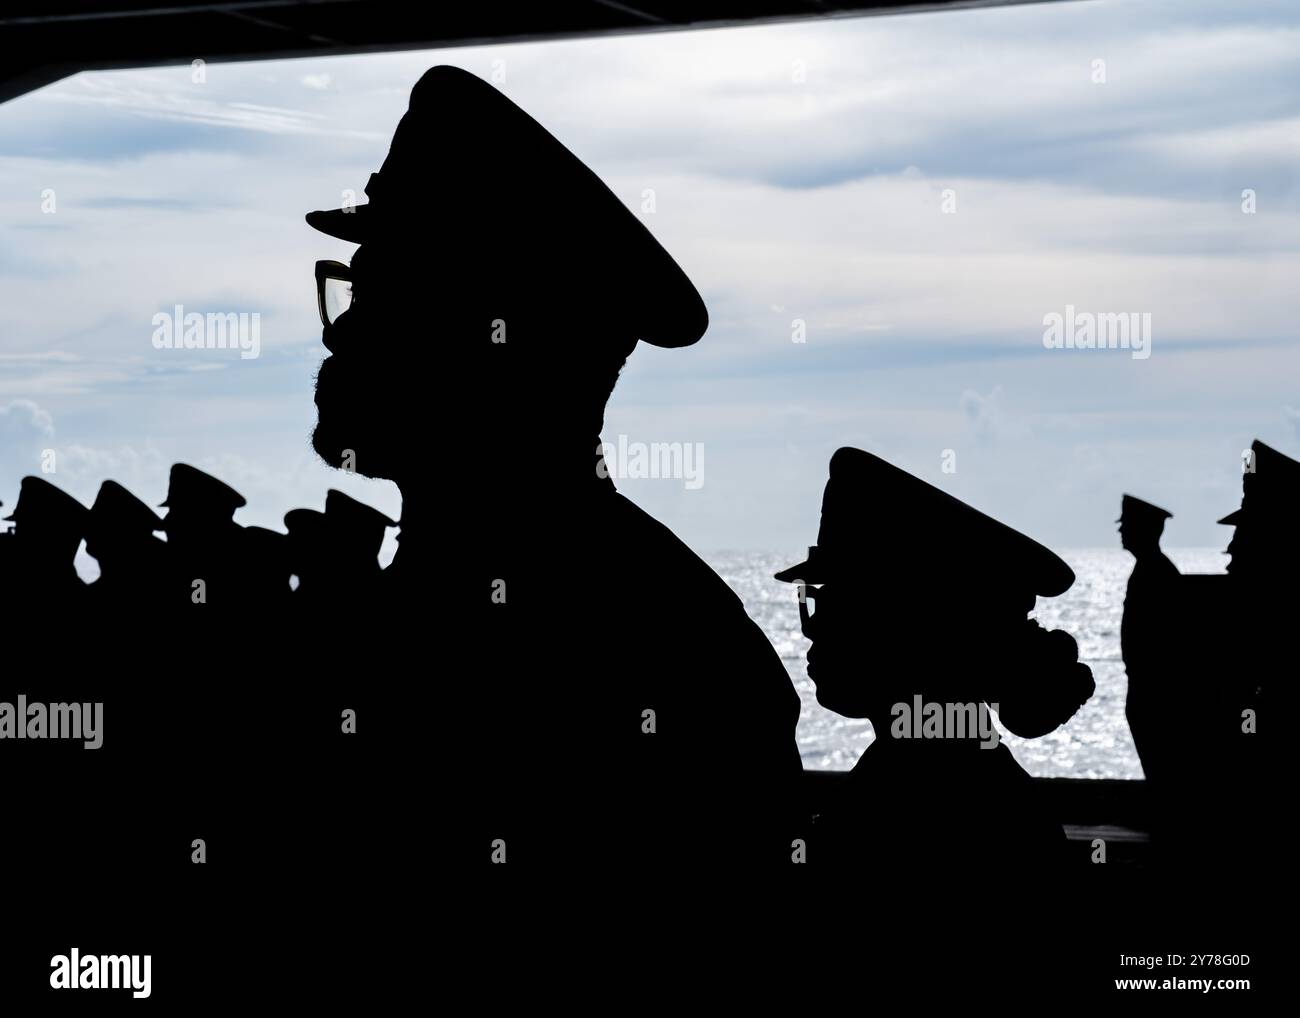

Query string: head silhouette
778 449 1093 739
310 243 638 487
305 66 707 496
4 476 87 566
157 464 244 556
1218 440 1300 580
1116 495 1171 557
1119 516 1165 555
1224 521 1300 581
85 480 164 576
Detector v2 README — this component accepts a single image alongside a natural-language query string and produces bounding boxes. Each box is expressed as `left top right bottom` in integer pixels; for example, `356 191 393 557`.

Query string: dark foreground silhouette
0 68 1281 886
1121 441 1291 875
0 63 1282 1004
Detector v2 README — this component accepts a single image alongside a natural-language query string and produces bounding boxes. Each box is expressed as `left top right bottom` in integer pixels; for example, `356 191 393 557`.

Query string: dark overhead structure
0 0 1074 105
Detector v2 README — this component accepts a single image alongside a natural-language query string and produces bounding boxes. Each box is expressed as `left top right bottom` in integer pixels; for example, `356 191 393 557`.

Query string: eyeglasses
315 259 353 327
795 582 822 639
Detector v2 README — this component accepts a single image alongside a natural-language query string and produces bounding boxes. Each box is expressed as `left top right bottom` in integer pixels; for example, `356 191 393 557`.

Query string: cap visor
1037 561 1076 598
306 206 371 244
1217 509 1243 525
774 561 813 583
627 242 708 348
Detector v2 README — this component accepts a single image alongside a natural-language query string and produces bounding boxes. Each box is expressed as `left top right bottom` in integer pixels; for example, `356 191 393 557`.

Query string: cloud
45 77 332 136
1286 406 1300 444
81 196 233 212
0 352 80 363
0 398 54 438
959 385 1006 443
0 399 56 497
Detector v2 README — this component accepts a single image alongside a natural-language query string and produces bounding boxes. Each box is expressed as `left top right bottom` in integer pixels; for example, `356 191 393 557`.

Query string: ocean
707 547 1227 780
69 542 1219 778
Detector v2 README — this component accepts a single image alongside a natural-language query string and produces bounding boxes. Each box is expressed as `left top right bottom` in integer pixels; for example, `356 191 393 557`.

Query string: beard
310 379 395 480
310 415 400 481
310 417 350 471
311 351 401 480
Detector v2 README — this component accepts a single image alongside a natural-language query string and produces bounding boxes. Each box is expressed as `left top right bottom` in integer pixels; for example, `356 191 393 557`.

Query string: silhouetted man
775 449 1095 874
1220 440 1300 591
1116 494 1180 786
0 476 89 610
155 463 246 606
304 65 801 871
1154 440 1295 873
1204 440 1297 869
85 480 171 608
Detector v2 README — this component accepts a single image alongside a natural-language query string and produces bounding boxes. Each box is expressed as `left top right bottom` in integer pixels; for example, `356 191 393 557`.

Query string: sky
1 0 1298 560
